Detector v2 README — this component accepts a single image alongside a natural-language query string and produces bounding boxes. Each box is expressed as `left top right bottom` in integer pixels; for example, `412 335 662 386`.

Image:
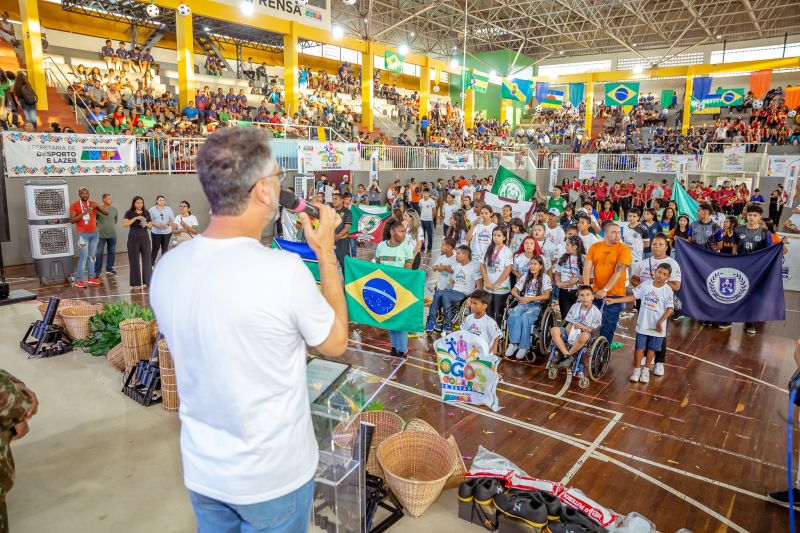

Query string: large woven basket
377 431 455 517
38 299 90 328
120 318 155 372
403 419 467 491
158 339 179 412
332 410 404 478
106 343 125 372
60 304 102 340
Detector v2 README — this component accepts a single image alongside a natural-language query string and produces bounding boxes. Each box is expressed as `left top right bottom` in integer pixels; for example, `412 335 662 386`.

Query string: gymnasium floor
1 236 798 533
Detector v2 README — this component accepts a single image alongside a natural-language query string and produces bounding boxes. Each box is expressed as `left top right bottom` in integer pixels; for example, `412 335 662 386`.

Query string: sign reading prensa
220 0 331 30
2 132 136 177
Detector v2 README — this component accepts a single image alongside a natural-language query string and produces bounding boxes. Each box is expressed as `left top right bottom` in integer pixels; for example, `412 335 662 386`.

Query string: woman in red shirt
595 177 608 210
598 199 618 221
610 182 622 215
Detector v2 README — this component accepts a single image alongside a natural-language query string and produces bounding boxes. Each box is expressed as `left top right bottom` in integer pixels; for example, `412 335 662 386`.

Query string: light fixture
239 1 254 15
716 35 722 39
204 26 210 31
631 43 637 48
633 65 644 74
363 17 368 22
489 70 496 77
559 50 564 55
332 25 344 39
410 31 415 37
450 57 459 68
398 44 409 55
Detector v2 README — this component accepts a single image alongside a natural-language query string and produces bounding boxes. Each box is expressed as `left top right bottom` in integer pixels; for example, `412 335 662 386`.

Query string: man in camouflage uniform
0 371 38 533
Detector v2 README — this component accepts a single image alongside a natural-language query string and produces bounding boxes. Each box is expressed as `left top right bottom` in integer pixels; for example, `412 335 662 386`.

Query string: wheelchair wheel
587 336 611 381
452 299 470 330
536 306 557 358
548 366 558 379
578 373 590 389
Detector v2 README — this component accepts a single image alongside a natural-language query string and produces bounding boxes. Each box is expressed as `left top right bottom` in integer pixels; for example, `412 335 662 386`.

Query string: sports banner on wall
766 156 800 177
722 145 746 172
639 154 699 173
604 82 639 106
439 149 475 170
780 233 800 291
218 0 331 31
434 331 501 411
579 154 598 181
2 132 136 177
297 141 359 172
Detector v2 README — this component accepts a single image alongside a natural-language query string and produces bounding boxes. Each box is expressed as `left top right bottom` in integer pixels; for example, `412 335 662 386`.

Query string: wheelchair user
504 255 551 360
426 244 481 333
549 285 603 367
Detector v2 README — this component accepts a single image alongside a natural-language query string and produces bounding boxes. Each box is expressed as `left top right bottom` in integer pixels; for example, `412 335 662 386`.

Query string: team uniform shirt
450 261 482 295
418 198 437 222
513 274 552 298
621 223 647 264
374 241 414 268
563 303 603 345
578 232 600 256
547 196 568 214
433 253 457 290
482 245 514 294
470 222 496 262
461 313 502 348
733 226 773 254
687 220 723 250
632 281 674 338
634 256 681 284
555 255 582 290
544 224 566 249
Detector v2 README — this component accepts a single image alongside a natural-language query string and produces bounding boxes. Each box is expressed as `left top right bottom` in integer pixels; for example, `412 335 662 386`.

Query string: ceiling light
559 50 564 55
332 25 344 39
363 18 368 22
239 2 254 15
204 26 210 31
410 31 415 37
633 65 643 74
716 35 722 39
631 43 637 48
489 70 496 77
450 57 459 68
398 44 409 55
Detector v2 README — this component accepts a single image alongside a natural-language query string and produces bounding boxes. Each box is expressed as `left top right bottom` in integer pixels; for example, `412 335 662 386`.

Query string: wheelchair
545 327 610 389
497 297 557 363
429 293 470 333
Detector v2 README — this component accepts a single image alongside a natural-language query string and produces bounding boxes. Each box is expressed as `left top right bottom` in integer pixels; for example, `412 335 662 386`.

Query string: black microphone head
279 189 300 211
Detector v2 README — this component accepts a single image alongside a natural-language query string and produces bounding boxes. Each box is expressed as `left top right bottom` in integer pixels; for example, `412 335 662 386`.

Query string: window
323 45 340 61
374 55 385 70
711 43 800 64
617 52 704 70
538 60 612 77
302 44 323 57
341 48 359 64
402 63 419 76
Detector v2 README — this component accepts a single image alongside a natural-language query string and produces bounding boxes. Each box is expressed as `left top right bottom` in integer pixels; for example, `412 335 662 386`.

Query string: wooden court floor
4 235 799 532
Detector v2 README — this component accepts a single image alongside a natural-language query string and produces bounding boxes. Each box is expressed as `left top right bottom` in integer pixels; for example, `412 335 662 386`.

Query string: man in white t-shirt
418 188 437 252
150 128 349 531
544 209 566 249
426 244 480 332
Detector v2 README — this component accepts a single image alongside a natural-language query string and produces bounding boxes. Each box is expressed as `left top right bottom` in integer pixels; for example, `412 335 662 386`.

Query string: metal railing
43 57 93 129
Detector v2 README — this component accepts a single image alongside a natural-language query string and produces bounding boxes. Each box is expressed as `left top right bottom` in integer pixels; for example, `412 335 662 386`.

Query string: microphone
279 189 320 219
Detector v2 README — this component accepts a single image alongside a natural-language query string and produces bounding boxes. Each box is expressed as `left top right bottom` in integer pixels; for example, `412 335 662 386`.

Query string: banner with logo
434 331 500 411
639 154 699 174
217 0 331 30
369 148 379 182
2 132 136 177
349 204 391 243
492 165 536 201
439 149 474 170
787 160 800 209
674 239 785 321
779 233 800 291
297 141 359 172
549 155 559 193
481 191 535 225
579 154 598 181
722 145 746 172
767 156 793 177
384 50 404 74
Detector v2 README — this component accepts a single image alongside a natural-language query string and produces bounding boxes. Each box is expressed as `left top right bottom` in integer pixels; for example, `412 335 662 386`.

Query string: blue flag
271 237 320 282
674 239 785 322
692 76 713 101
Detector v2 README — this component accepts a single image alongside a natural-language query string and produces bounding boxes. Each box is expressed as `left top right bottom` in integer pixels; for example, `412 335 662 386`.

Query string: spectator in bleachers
88 67 103 84
242 57 255 81
128 89 145 115
87 104 105 132
87 80 106 111
256 62 269 84
143 48 159 75
41 33 48 51
105 84 123 115
116 41 132 72
182 100 199 126
131 46 143 73
101 39 117 69
0 12 17 47
205 52 222 76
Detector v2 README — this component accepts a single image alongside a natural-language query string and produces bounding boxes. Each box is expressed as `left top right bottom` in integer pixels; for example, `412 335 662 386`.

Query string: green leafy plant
74 301 155 356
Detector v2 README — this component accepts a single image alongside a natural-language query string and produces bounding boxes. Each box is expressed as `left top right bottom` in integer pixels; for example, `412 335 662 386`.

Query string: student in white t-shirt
432 237 457 290
512 235 540 281
531 223 557 271
426 244 481 332
508 218 528 251
466 205 496 264
171 200 200 245
549 286 603 377
621 207 648 274
460 289 502 355
418 188 437 253
544 209 566 249
607 263 674 384
577 214 600 254
553 235 585 314
480 226 514 323
443 193 458 236
504 256 552 360
462 181 476 203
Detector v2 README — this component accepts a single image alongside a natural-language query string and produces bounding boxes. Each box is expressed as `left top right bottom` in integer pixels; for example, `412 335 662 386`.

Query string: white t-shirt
621 223 647 264
466 209 479 225
174 214 199 231
632 280 674 337
510 231 527 251
462 185 476 201
482 245 513 294
513 253 534 278
537 239 557 271
434 253 457 290
544 224 565 249
404 225 424 253
450 260 482 294
450 188 463 205
513 273 552 297
563 302 603 345
461 313 501 348
634 256 681 284
418 198 437 222
149 236 334 504
579 232 600 255
470 222 496 261
443 202 458 224
555 255 582 290
322 184 334 204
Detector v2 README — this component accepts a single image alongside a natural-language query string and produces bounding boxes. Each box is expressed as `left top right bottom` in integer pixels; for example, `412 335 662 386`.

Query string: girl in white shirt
171 200 200 246
512 236 542 281
554 235 586 315
532 223 557 271
446 212 469 246
466 206 496 264
480 227 513 322
505 256 552 359
403 210 424 270
508 218 528 251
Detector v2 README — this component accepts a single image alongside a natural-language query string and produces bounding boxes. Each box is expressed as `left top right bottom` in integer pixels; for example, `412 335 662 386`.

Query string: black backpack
22 84 38 106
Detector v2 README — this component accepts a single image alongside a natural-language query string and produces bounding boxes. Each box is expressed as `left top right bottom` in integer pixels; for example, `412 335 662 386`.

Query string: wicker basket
158 339 179 412
106 343 125 372
38 299 90 328
443 435 468 491
404 418 438 435
120 318 155 372
377 431 455 517
332 410 404 478
59 304 102 340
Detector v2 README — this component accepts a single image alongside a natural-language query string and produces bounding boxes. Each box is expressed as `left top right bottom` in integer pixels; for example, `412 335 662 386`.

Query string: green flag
491 166 536 201
467 71 489 93
671 182 698 222
344 256 425 332
385 50 404 74
349 205 391 242
604 82 640 106
660 89 674 108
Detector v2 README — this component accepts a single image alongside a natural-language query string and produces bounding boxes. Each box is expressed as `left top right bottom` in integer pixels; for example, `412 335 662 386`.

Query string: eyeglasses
248 168 288 193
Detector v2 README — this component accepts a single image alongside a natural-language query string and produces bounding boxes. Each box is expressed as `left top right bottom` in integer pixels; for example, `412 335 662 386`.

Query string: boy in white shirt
621 208 648 275
426 244 481 332
432 238 457 291
607 263 674 383
544 209 566 249
460 289 502 355
418 188 437 252
576 214 599 254
549 286 603 372
443 193 458 236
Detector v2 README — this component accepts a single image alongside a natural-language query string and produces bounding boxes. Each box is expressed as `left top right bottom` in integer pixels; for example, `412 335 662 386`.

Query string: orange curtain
750 70 772 100
785 86 800 110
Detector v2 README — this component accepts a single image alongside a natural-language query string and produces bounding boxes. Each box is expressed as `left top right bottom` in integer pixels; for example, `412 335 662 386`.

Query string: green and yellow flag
604 82 640 106
491 166 536 201
344 256 425 331
467 71 489 93
385 50 404 74
501 78 527 102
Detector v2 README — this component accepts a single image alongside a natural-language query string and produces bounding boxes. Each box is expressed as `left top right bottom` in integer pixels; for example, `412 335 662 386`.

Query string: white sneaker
639 368 650 383
515 349 526 360
630 367 642 382
505 343 518 357
640 356 647 367
653 363 664 376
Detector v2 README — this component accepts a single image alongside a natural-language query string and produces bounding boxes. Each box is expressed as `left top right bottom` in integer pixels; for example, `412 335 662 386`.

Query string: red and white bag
505 473 565 496
560 488 620 527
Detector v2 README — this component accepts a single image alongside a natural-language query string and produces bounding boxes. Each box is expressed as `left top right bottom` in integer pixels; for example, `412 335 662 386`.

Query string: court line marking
561 412 621 485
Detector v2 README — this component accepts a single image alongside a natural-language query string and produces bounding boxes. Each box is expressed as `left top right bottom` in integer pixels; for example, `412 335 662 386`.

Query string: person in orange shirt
408 178 422 212
583 221 632 347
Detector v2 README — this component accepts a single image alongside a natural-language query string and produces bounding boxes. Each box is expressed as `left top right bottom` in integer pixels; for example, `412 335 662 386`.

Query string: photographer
150 128 348 531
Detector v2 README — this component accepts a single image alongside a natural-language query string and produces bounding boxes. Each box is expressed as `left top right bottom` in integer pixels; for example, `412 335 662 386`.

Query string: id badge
82 213 90 224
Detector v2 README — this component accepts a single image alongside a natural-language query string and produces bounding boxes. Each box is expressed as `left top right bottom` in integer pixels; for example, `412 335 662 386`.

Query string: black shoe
745 323 756 334
493 492 548 528
768 489 800 508
558 507 607 532
701 321 713 327
473 477 506 505
670 313 682 322
457 477 482 502
503 489 561 520
107 269 116 275
390 347 397 357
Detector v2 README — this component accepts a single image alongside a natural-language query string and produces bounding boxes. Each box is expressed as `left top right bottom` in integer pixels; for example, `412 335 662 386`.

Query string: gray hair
196 128 276 216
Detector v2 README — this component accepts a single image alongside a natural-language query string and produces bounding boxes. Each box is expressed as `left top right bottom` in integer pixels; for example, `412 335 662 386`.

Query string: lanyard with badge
80 200 91 224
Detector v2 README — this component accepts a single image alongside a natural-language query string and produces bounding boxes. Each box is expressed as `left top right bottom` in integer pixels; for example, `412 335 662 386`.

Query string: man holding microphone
150 128 348 532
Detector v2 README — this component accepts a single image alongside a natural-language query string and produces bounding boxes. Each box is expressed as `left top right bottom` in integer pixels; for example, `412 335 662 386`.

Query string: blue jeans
95 236 116 276
76 231 99 281
421 220 434 252
427 289 467 329
507 302 542 349
594 300 624 344
21 103 36 129
389 330 408 353
349 237 357 258
189 478 313 533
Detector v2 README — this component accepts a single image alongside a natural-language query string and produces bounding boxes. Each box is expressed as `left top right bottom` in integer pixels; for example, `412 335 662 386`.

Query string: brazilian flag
344 256 425 331
385 50 404 74
604 82 640 106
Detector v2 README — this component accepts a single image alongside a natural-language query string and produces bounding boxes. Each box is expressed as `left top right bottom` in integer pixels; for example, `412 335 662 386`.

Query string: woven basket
332 410 404 478
404 418 438 435
106 343 125 372
158 339 179 412
443 435 468 491
38 299 90 328
120 318 155 373
377 431 455 517
60 304 102 340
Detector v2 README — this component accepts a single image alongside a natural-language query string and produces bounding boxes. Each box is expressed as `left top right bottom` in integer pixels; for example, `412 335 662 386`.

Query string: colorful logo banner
434 331 501 411
385 50 404 74
297 141 360 172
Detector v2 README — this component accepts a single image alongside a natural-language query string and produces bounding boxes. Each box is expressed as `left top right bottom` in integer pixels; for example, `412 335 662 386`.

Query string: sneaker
701 321 713 327
767 489 800 508
515 349 526 360
745 323 756 334
493 492 548 528
505 343 518 357
73 281 86 288
556 355 574 369
474 477 506 505
107 269 116 275
87 277 101 285
457 477 482 502
425 322 435 333
390 347 397 357
717 322 732 330
653 363 665 376
640 356 647 367
639 367 650 383
670 313 682 322
630 367 642 382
